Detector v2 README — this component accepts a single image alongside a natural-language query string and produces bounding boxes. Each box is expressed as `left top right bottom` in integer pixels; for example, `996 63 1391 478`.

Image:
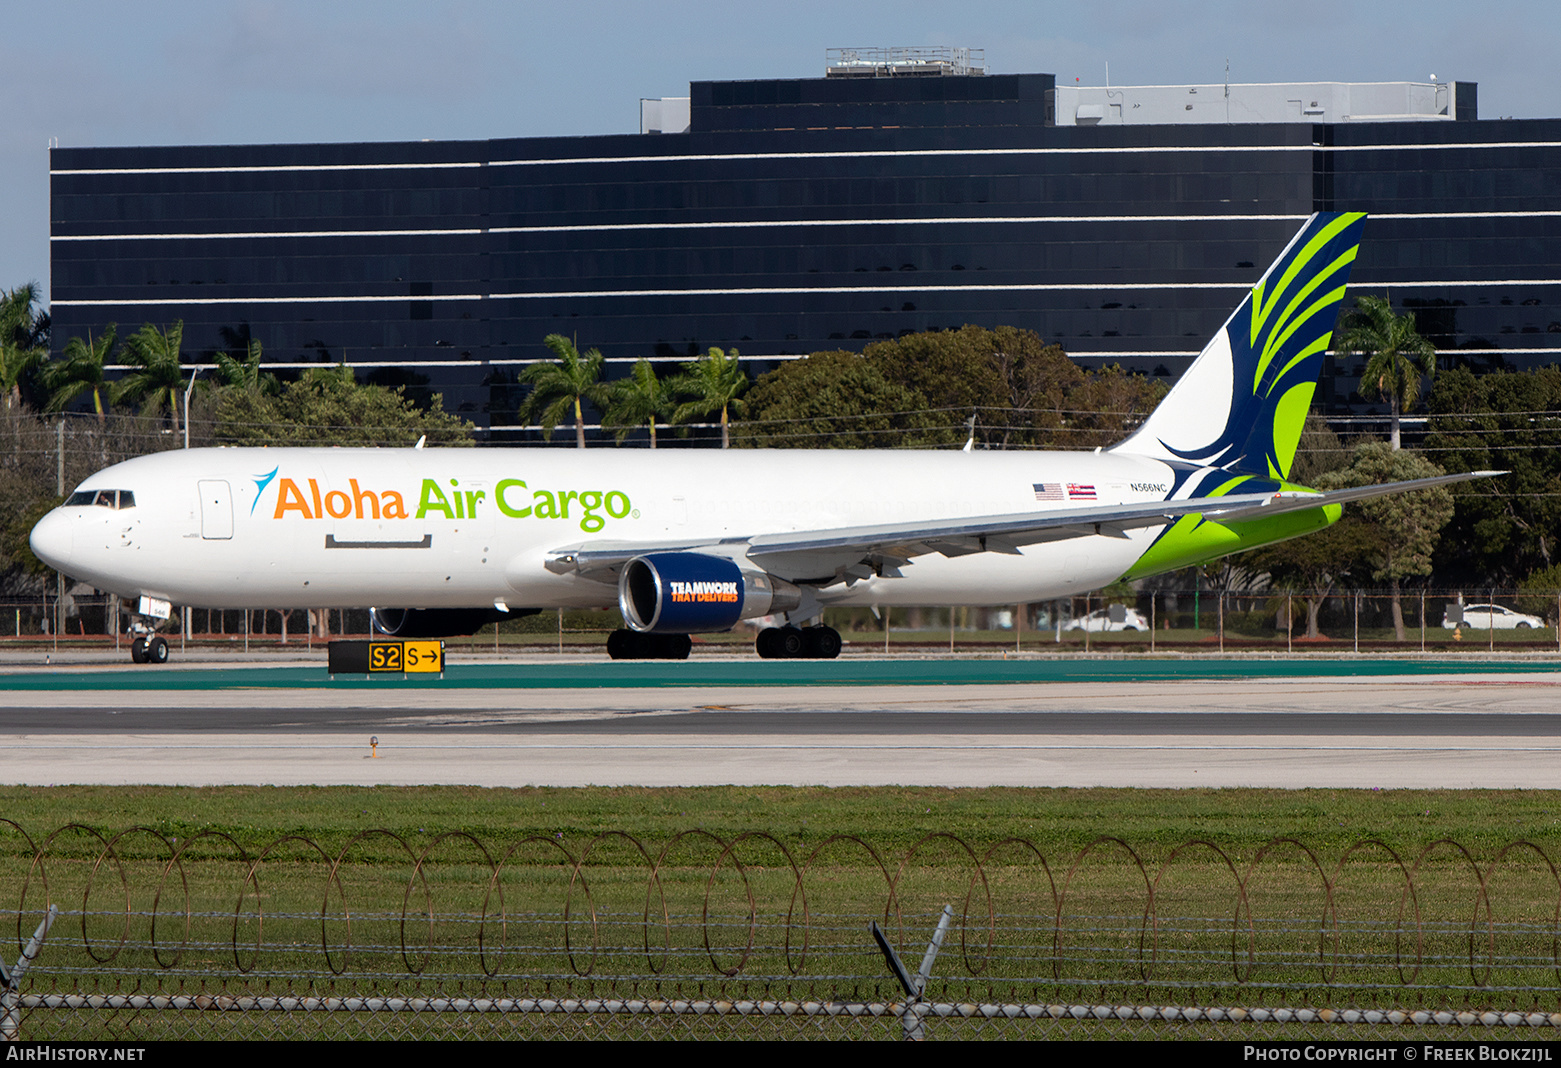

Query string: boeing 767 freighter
29 212 1494 663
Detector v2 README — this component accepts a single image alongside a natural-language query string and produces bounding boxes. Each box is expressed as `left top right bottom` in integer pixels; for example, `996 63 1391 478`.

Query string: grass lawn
6 786 1560 1010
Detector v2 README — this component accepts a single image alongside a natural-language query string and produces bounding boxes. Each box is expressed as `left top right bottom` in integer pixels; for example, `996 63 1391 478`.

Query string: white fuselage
30 446 1188 611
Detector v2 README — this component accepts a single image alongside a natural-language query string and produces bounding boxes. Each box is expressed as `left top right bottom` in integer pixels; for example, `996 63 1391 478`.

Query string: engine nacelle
618 552 801 634
370 606 537 638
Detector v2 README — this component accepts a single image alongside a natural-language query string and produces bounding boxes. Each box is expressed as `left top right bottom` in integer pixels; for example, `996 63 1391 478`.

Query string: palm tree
214 338 279 396
603 358 673 447
1335 295 1436 450
0 283 48 409
46 325 118 423
672 346 749 448
518 334 611 448
117 321 189 436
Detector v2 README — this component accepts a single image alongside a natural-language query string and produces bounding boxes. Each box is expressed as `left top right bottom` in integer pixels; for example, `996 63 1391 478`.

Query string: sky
5 0 1559 303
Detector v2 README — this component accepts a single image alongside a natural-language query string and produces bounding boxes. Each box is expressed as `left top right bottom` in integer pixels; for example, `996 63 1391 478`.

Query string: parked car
1066 607 1150 632
1441 603 1545 630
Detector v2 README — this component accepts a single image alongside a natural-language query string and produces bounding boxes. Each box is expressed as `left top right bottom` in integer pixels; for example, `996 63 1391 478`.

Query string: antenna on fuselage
962 413 977 452
413 435 426 450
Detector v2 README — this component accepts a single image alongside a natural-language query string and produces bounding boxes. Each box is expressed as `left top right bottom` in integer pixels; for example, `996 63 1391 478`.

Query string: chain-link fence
8 824 1561 1040
7 589 1561 659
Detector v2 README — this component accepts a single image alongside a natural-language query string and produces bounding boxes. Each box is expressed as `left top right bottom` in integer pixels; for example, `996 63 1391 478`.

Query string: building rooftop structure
1052 79 1476 127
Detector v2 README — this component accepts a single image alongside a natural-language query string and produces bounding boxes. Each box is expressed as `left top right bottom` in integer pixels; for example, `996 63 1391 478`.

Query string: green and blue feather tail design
1113 212 1366 481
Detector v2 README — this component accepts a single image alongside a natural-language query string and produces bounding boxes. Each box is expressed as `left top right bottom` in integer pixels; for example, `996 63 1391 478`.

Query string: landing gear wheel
607 628 638 660
130 637 148 664
653 633 692 660
804 626 842 659
778 626 806 658
148 636 169 664
608 629 691 660
756 628 782 659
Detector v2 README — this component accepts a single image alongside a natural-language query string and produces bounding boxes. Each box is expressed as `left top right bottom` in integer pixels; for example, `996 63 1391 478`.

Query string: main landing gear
606 629 693 660
756 625 842 660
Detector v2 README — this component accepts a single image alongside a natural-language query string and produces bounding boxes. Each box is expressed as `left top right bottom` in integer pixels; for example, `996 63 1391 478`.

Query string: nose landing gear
127 623 170 665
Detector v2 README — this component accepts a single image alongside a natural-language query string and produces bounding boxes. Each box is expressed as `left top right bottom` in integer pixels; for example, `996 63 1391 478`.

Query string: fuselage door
198 480 234 540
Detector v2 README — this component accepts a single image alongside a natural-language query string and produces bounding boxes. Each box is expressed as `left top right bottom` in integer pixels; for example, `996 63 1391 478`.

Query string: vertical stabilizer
1112 212 1366 479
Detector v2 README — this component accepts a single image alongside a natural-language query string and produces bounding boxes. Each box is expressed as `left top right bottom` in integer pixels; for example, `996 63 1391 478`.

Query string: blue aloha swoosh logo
251 466 279 515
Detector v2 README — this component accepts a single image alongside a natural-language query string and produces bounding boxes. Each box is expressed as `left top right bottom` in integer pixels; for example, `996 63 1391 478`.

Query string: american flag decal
1033 483 1064 501
1067 484 1097 500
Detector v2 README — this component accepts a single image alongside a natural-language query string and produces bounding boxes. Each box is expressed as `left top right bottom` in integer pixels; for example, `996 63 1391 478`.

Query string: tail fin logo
1113 212 1367 480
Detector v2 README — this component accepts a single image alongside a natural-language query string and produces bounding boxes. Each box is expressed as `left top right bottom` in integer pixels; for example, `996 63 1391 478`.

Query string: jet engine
618 552 801 634
370 606 537 638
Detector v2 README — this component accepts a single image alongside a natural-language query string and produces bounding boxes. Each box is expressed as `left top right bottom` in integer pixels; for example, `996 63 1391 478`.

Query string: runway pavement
2 653 1560 788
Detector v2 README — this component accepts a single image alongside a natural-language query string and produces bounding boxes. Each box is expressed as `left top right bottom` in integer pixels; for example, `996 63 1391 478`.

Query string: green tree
0 282 49 410
1320 442 1455 640
214 338 279 397
1517 564 1561 625
672 346 749 448
864 326 1009 443
602 358 673 447
1423 366 1561 586
215 364 473 447
1336 295 1437 450
116 321 189 437
1249 516 1375 639
735 349 937 448
1064 364 1170 450
46 326 118 424
518 334 610 448
861 325 1164 449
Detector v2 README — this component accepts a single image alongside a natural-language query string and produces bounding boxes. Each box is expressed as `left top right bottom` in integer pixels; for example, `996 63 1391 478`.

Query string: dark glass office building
48 68 1561 433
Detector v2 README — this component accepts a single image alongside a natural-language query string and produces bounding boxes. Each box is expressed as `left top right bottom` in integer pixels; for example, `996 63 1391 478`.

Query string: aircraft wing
546 470 1501 585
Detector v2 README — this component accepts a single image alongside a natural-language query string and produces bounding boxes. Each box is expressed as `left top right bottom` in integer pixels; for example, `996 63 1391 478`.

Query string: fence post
0 904 58 1041
1218 592 1224 654
1287 593 1293 655
1150 595 1156 654
1490 586 1496 652
1015 603 1022 656
1084 593 1091 654
884 606 890 654
1353 591 1359 654
1420 589 1426 654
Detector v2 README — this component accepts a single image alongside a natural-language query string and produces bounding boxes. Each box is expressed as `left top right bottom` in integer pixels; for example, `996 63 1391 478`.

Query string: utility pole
55 421 64 650
183 368 198 449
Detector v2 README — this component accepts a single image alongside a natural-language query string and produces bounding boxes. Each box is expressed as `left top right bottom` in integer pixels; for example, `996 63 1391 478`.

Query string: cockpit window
65 489 134 509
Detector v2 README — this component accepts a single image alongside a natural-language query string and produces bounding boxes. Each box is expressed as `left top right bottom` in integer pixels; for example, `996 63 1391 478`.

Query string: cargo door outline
199 480 234 540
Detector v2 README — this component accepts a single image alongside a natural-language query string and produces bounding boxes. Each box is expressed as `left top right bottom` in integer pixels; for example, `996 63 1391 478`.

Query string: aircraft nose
29 509 75 573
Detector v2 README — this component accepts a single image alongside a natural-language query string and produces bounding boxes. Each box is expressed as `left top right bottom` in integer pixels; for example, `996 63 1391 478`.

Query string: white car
1066 607 1150 632
1441 604 1545 630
